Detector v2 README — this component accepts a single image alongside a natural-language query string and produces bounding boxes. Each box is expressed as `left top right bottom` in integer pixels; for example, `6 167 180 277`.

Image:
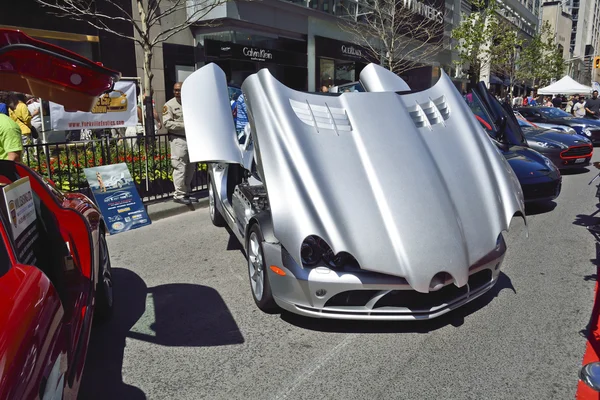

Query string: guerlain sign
341 45 363 58
243 47 273 62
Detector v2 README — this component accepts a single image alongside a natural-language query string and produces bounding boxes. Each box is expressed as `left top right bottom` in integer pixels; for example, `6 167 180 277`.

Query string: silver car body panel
208 64 521 294
359 63 411 93
181 63 242 164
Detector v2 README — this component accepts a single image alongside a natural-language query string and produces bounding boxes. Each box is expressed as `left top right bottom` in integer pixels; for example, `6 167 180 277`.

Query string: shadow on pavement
78 268 244 400
281 272 515 334
525 201 557 216
561 167 590 176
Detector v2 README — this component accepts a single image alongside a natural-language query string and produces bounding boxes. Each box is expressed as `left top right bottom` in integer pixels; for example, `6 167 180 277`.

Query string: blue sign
83 163 151 235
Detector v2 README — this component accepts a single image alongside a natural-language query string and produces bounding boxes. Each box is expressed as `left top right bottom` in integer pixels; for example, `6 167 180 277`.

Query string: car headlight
567 128 577 135
540 153 555 169
584 128 593 137
300 235 355 269
535 141 562 149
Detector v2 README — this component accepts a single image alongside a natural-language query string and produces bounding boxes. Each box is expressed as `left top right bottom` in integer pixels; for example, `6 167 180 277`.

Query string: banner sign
50 81 138 131
2 177 38 265
83 163 151 235
593 82 600 93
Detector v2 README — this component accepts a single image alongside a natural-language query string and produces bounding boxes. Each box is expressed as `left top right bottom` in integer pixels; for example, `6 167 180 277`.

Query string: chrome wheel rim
248 232 264 301
100 235 113 307
208 183 215 220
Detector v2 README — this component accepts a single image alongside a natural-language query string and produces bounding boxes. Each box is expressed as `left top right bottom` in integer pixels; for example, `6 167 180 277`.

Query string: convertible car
0 29 118 398
514 113 593 169
516 106 600 145
182 62 526 320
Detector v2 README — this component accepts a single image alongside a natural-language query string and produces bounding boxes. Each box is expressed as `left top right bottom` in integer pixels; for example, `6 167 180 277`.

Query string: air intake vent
408 95 450 130
290 99 352 134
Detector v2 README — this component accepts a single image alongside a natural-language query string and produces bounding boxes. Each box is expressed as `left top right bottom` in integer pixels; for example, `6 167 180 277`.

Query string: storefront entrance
314 36 372 91
202 39 308 91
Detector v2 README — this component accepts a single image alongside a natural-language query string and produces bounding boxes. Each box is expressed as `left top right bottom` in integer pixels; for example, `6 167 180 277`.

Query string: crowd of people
0 91 44 162
500 90 600 119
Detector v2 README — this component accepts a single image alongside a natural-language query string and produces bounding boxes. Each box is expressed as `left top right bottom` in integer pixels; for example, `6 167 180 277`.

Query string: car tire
95 232 114 321
246 224 279 313
209 177 226 227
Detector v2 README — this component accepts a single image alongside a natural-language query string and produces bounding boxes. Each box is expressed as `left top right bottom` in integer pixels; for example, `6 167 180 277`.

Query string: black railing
22 134 208 203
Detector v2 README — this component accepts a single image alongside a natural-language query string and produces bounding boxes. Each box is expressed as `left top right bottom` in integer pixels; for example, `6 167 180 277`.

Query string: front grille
323 269 493 311
522 180 560 200
561 145 592 158
374 269 492 311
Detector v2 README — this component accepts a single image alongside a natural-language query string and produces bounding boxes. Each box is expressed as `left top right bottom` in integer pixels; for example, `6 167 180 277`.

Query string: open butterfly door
0 29 121 112
181 63 242 164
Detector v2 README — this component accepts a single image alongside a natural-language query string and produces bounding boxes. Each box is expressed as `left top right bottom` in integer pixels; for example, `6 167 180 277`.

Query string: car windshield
538 107 572 119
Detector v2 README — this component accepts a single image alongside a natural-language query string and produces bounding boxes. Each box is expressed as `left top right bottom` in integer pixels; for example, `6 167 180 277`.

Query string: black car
516 106 600 145
468 85 562 203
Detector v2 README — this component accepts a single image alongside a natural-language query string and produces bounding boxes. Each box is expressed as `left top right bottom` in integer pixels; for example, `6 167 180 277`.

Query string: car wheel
95 232 114 320
209 177 225 227
247 224 279 313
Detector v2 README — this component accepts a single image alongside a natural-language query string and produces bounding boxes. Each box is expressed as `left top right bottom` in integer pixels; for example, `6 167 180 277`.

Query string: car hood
553 117 600 127
237 67 525 293
523 127 588 147
502 145 557 180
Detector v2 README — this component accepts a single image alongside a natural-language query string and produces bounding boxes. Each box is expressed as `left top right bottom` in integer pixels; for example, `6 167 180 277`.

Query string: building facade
541 1 572 61
190 0 452 93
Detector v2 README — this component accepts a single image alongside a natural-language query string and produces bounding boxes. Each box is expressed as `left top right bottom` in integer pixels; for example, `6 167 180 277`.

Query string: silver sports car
181 63 526 320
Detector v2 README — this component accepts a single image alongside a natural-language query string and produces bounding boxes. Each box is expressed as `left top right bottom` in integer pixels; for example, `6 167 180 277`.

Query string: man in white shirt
26 96 41 143
573 97 587 117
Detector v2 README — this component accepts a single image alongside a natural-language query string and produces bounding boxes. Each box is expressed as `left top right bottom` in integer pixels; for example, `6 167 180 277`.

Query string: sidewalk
145 189 209 222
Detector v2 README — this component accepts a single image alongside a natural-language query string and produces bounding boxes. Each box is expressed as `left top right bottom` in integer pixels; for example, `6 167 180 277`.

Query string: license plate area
575 158 586 163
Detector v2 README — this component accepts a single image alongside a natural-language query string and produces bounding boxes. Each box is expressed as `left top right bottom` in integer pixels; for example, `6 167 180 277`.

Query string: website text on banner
49 81 138 130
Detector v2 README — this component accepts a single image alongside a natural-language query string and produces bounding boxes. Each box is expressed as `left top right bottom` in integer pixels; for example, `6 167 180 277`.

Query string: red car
0 29 121 399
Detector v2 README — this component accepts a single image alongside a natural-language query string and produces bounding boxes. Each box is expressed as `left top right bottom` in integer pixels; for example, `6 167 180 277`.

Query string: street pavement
79 155 600 400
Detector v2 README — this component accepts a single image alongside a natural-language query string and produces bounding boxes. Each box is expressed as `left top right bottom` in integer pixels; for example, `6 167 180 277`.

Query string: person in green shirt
0 113 23 162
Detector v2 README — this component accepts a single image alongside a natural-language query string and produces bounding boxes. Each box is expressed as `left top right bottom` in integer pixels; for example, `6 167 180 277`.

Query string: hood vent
290 99 352 135
408 95 450 130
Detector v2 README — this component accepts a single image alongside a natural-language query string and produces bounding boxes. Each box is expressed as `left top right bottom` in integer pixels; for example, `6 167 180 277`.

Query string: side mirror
580 362 600 391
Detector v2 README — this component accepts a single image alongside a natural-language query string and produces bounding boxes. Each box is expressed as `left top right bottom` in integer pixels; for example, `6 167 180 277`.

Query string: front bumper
261 242 505 321
521 175 562 203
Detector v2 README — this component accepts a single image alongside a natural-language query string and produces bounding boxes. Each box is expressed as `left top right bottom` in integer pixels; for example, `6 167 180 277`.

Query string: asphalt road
79 157 600 400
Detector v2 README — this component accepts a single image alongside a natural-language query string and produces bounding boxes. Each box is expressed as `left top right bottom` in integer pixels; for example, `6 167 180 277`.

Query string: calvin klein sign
243 47 273 61
402 0 443 24
341 45 363 58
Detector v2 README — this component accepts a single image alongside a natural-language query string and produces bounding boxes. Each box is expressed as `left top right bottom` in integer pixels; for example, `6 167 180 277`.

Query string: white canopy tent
537 76 593 95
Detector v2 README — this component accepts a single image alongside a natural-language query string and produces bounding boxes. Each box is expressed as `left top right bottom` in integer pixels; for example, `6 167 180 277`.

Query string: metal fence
22 133 208 203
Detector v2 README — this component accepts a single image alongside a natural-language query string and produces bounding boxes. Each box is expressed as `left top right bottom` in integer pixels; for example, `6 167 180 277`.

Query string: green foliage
515 21 565 87
23 140 207 193
451 0 501 84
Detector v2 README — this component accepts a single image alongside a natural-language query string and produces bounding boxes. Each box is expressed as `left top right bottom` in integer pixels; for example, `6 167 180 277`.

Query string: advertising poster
83 163 151 235
2 177 38 266
50 81 138 130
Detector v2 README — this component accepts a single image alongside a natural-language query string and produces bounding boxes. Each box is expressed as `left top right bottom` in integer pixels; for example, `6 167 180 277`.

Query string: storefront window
319 58 357 90
320 59 335 91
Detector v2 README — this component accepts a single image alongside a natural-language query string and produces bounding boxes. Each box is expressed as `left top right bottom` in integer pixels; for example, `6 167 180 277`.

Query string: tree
519 21 565 88
451 0 502 87
35 0 228 135
489 25 523 96
339 0 446 74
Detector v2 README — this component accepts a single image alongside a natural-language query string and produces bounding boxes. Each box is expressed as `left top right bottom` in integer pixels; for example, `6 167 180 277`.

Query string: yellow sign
91 90 128 114
594 56 600 69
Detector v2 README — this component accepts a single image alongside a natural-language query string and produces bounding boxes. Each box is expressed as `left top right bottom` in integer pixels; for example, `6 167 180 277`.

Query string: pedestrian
26 95 42 143
513 94 523 108
235 92 248 142
573 96 587 117
321 85 329 93
566 95 575 114
163 82 198 205
0 113 23 162
551 94 562 108
585 90 600 118
7 93 33 145
0 92 8 116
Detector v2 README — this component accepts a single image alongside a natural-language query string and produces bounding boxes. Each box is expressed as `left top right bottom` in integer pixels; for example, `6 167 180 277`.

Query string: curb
145 195 209 222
